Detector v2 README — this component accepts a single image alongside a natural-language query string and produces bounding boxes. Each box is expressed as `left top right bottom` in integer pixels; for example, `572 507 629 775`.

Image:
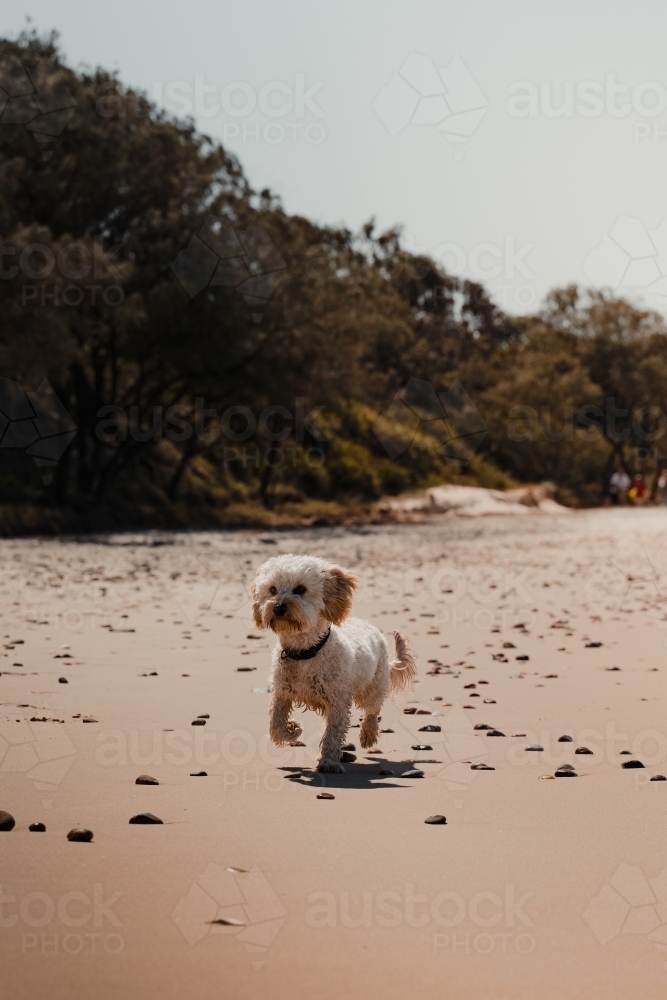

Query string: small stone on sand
67 828 93 841
129 813 163 824
402 769 424 778
474 724 493 730
419 725 441 732
558 736 573 742
651 775 667 781
621 760 644 769
29 822 46 832
191 719 206 726
575 747 593 754
82 717 98 723
58 677 68 683
135 775 159 785
317 792 335 799
425 815 447 824
412 744 432 751
190 771 207 776
0 811 16 831
525 745 544 751
487 730 506 737
471 763 495 770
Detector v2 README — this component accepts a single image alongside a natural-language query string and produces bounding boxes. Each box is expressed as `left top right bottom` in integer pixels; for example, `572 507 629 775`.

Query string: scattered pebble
67 828 93 841
558 735 573 742
419 725 441 732
471 763 495 770
381 728 394 733
190 771 207 777
378 768 395 776
129 813 163 824
237 667 256 672
412 744 432 751
317 792 335 799
586 642 602 648
487 730 506 737
575 747 593 755
82 717 98 723
29 822 46 832
651 775 667 781
58 677 68 684
135 775 159 785
424 815 447 824
525 744 544 751
197 714 210 719
539 775 555 780
191 720 206 726
474 724 493 730
619 750 632 755
555 768 578 777
402 769 425 778
516 655 529 661
621 760 644 769
0 811 16 831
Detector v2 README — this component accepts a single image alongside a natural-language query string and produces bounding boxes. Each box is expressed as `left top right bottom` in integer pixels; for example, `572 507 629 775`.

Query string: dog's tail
389 631 417 693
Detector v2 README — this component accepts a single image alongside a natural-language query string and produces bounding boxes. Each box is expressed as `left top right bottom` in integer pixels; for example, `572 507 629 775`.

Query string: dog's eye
269 586 277 595
293 585 307 595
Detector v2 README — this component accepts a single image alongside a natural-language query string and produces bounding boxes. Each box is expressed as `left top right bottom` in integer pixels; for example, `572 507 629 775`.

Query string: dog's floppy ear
250 580 265 630
322 565 358 625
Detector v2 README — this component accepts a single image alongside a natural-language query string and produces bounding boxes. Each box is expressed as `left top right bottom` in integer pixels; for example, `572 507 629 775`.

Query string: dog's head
251 554 358 634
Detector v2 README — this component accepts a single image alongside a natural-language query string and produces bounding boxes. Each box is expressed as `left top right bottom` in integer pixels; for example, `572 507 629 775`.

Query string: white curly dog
251 553 416 773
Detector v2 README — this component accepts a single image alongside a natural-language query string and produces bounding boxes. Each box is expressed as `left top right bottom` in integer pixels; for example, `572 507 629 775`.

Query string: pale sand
1 508 667 999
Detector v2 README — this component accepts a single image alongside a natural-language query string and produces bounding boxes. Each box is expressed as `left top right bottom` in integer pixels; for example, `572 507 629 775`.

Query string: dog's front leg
269 694 302 746
317 699 351 773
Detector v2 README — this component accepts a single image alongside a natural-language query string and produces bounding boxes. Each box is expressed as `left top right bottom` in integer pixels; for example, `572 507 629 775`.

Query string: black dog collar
280 626 331 661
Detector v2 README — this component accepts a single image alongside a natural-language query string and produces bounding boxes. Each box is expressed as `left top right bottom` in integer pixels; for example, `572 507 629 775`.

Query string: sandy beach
2 507 667 999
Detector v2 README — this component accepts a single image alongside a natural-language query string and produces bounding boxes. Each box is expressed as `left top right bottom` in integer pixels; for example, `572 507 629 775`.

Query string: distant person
659 469 667 505
629 473 645 505
609 468 631 505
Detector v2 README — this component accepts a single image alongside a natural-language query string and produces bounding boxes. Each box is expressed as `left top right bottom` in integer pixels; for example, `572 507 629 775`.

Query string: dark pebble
525 745 544 751
82 717 98 723
619 750 632 755
317 792 335 799
67 828 93 841
340 752 356 763
557 764 575 771
190 771 207 777
516 655 530 661
129 813 163 824
378 768 395 776
58 677 68 684
135 775 159 785
555 770 578 777
425 815 447 824
651 775 667 781
197 714 210 719
29 822 46 832
0 811 16 831
402 769 425 778
558 735 573 742
474 724 493 730
621 760 644 769
575 747 593 755
471 763 495 770
191 720 206 726
487 730 506 737
586 642 602 647
412 744 432 751
419 725 441 732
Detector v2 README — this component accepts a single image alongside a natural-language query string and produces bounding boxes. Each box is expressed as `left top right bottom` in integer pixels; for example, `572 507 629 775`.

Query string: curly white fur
251 553 416 773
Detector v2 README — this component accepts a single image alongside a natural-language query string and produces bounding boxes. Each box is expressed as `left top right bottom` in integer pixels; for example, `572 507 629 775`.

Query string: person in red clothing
631 473 645 505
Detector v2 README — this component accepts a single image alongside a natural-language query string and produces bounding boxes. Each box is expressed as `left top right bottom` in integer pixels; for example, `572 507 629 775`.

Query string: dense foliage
1 34 666 530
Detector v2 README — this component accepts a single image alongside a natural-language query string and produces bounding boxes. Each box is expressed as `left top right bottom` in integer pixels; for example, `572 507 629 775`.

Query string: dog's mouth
269 615 302 633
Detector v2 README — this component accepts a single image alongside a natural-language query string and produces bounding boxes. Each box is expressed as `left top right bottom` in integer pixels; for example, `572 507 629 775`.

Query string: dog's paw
317 759 345 774
269 728 293 747
285 720 303 739
359 727 379 750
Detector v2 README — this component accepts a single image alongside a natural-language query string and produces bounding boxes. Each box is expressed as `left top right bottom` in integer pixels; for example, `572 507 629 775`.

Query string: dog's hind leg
317 699 351 773
358 654 390 749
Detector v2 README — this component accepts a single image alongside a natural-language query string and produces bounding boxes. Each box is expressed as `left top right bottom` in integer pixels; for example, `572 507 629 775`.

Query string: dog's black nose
273 603 287 617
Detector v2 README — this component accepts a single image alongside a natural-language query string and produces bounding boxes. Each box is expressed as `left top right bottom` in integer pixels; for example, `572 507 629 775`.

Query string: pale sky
5 0 667 314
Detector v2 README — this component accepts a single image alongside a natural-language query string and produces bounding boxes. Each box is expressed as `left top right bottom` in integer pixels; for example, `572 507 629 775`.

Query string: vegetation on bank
1 33 667 533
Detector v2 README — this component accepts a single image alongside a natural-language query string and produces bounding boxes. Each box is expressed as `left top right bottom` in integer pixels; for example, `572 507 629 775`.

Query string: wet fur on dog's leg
317 699 351 772
269 695 301 746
